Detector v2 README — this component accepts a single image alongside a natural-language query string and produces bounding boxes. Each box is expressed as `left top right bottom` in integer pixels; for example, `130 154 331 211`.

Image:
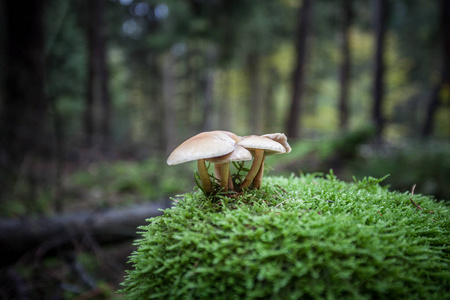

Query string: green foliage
0 175 55 217
348 140 450 201
69 158 193 204
120 173 450 299
273 133 450 202
0 158 195 217
272 127 376 177
316 126 376 160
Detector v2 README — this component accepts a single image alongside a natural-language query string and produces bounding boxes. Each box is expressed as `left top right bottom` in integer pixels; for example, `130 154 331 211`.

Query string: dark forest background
1 0 449 298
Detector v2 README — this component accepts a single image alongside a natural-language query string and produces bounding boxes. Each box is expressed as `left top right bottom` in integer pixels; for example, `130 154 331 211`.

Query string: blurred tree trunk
0 200 171 267
286 0 313 139
189 45 203 132
162 53 177 154
201 46 216 131
338 0 352 132
85 0 111 148
49 95 65 213
264 68 279 133
1 0 46 200
422 0 450 137
147 54 166 153
372 0 388 139
218 70 232 131
184 48 197 130
247 52 263 134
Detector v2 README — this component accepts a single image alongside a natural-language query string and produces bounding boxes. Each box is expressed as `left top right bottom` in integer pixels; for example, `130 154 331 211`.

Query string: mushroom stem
214 163 231 190
240 149 264 189
197 159 212 194
252 155 266 189
214 164 222 183
228 169 234 190
220 162 230 191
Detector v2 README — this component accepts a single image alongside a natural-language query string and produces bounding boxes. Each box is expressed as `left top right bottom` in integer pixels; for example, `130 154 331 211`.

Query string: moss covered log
120 173 450 299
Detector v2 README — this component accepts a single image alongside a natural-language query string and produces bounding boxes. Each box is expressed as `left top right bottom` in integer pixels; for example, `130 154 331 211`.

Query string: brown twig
410 184 423 210
275 185 288 195
275 199 289 208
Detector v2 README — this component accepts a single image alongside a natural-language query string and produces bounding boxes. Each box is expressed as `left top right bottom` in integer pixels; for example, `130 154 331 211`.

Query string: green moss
120 173 450 299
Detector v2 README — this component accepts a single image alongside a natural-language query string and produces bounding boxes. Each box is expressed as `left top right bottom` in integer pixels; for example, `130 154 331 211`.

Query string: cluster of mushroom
166 131 291 194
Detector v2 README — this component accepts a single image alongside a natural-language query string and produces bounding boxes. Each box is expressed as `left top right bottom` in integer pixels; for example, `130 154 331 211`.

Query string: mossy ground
120 173 450 299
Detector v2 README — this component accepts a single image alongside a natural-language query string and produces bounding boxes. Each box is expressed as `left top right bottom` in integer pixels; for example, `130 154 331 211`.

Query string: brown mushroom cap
167 131 236 165
261 133 292 153
237 135 286 156
206 145 253 163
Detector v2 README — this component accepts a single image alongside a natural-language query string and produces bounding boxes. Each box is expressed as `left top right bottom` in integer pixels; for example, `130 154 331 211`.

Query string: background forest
1 0 449 298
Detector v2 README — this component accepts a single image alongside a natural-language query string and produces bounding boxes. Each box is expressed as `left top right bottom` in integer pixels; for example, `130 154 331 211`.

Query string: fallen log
0 200 172 267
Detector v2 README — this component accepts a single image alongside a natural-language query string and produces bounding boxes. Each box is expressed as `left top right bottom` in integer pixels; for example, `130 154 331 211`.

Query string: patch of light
120 0 134 6
171 43 187 56
132 2 149 17
122 19 142 38
155 4 169 19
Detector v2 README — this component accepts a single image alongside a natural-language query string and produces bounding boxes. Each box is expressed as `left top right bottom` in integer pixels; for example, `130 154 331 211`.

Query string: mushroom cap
215 130 244 143
238 135 286 156
206 145 253 163
167 131 236 165
261 133 292 153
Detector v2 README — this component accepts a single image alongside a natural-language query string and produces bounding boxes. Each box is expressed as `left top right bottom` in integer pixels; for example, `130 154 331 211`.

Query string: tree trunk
100 44 111 148
85 0 111 148
218 70 232 131
338 0 352 132
202 46 217 131
372 0 388 139
49 95 65 213
264 68 279 133
286 0 313 139
0 201 172 267
184 47 196 130
162 53 177 154
84 35 95 147
247 52 263 134
1 0 46 200
422 0 450 137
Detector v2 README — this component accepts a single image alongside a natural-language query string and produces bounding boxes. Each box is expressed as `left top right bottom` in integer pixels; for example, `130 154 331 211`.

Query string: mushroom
208 130 244 187
261 133 292 153
166 131 236 194
238 136 286 189
253 133 292 189
207 144 252 191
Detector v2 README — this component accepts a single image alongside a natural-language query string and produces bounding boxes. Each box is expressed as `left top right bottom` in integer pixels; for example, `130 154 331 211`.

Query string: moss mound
120 173 450 299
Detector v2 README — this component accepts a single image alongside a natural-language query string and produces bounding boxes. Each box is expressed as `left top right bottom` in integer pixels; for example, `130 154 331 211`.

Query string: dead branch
0 200 172 267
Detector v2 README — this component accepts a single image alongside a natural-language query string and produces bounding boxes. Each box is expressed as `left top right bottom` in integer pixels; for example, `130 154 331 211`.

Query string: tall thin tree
247 52 263 134
162 53 177 155
1 0 46 200
85 0 111 148
338 0 352 132
372 0 388 139
218 70 232 131
286 0 313 139
422 0 450 137
201 46 216 132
